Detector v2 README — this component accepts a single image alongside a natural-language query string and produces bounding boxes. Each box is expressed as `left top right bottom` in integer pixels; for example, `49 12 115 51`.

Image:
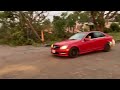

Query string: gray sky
46 11 73 21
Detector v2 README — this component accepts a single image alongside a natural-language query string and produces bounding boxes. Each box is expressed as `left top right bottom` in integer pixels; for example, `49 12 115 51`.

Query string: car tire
68 47 79 58
103 43 111 52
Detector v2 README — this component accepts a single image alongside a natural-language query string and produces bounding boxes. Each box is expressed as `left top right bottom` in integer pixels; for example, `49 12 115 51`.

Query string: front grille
53 45 60 49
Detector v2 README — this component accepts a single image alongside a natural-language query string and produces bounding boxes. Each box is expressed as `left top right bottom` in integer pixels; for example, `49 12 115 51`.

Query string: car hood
54 39 81 46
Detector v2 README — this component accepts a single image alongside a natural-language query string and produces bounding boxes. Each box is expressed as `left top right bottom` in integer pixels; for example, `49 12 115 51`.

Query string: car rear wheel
103 43 111 52
68 47 79 58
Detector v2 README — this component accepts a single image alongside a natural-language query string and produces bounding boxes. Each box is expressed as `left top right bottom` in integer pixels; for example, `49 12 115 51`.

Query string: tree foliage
0 11 119 46
90 11 118 31
110 23 120 32
0 11 49 45
53 15 66 38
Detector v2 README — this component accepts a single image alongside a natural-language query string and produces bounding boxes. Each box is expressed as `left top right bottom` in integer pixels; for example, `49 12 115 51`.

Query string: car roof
78 31 103 34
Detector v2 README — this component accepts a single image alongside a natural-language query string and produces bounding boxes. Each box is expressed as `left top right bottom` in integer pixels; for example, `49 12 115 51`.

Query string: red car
51 31 115 58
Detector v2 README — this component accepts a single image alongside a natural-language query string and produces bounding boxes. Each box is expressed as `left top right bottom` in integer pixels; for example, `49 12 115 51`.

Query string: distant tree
42 19 51 29
52 15 66 38
66 11 90 33
73 11 89 23
114 14 120 23
90 11 118 32
0 11 49 45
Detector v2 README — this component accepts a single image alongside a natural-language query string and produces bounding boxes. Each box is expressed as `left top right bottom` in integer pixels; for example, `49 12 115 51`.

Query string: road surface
0 43 120 79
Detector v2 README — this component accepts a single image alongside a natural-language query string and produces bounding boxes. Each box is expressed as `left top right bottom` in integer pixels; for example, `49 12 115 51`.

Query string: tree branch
37 12 49 22
91 11 97 25
108 11 118 19
19 11 41 41
105 11 113 19
33 11 44 20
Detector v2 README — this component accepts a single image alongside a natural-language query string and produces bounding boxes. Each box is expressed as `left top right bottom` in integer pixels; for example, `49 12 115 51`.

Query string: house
73 21 91 32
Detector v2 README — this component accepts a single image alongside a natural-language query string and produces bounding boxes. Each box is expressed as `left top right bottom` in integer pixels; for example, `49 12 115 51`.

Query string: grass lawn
108 32 120 41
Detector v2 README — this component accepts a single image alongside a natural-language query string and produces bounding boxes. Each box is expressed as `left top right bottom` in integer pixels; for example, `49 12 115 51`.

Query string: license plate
52 50 56 53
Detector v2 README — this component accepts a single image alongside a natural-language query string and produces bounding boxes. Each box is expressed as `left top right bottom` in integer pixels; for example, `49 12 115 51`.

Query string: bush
9 30 26 46
44 32 57 41
103 27 112 33
110 23 120 32
25 38 35 45
0 39 9 45
32 42 41 47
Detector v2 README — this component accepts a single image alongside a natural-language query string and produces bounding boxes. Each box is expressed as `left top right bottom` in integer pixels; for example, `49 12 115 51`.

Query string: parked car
51 31 115 58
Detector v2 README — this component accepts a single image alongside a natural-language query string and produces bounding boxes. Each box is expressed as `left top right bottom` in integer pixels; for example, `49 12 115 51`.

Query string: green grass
108 32 120 41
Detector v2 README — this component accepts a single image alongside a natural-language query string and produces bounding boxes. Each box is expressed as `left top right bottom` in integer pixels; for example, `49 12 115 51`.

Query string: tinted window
86 33 95 39
93 32 105 38
69 33 86 40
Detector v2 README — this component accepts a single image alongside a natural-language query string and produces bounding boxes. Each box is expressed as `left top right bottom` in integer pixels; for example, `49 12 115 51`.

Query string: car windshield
69 33 86 40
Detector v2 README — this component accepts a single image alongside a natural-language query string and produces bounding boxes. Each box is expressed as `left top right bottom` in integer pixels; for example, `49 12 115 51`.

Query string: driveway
0 43 120 79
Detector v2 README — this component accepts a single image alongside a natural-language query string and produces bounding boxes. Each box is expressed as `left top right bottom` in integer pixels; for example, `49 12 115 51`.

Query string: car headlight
60 45 68 49
51 44 53 48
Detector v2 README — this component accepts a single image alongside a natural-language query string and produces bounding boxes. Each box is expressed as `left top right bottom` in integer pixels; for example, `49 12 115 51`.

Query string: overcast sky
46 11 73 21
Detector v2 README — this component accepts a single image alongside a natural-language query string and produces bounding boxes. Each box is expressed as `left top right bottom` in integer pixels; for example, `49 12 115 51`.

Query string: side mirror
84 38 90 41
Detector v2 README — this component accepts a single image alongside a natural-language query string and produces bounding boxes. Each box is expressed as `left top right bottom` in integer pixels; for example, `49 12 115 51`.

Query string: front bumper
109 39 115 47
51 48 69 56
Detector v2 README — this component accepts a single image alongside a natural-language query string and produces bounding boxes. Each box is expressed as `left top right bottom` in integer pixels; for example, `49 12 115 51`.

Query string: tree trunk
67 27 69 33
70 27 72 33
27 29 29 39
26 18 41 41
91 11 97 26
41 30 44 43
73 27 74 33
96 25 104 32
69 27 70 33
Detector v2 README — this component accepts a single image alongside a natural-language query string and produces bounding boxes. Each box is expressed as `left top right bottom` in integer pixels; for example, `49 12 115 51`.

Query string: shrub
25 38 35 45
10 30 26 45
110 23 120 32
103 27 112 33
44 32 57 41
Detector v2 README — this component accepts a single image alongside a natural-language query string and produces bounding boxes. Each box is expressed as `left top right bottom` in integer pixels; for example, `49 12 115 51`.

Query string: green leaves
0 11 49 45
53 15 66 38
110 23 120 32
52 11 90 38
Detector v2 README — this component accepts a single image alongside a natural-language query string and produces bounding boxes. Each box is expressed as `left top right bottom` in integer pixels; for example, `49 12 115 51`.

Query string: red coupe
51 31 115 58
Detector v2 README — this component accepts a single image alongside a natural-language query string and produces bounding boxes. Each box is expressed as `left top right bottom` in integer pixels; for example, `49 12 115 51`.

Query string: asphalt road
0 43 120 79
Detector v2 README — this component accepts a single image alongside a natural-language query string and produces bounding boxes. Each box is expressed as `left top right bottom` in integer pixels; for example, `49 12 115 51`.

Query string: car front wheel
68 47 79 58
103 43 111 52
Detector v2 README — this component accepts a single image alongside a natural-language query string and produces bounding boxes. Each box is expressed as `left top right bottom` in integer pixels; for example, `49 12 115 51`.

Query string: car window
86 33 95 39
93 32 105 38
69 33 86 40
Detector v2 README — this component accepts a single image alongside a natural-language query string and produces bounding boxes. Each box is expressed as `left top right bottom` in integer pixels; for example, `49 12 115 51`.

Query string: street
0 43 120 79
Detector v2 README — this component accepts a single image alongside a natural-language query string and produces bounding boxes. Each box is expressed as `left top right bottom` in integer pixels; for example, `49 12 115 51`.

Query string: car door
79 32 97 53
93 32 106 50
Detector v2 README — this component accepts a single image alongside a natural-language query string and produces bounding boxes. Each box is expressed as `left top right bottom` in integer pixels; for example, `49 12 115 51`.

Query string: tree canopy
0 11 119 46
